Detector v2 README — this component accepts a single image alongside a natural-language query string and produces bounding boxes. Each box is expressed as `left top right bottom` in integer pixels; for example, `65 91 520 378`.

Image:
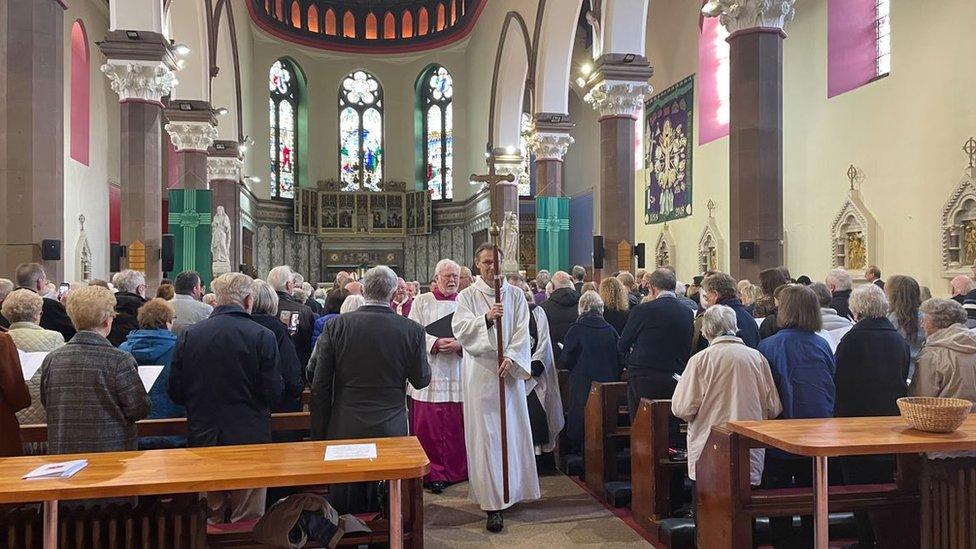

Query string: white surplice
407 292 462 403
453 276 541 511
526 305 564 453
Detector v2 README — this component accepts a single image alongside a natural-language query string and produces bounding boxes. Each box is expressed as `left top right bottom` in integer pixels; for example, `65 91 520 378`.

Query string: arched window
325 8 337 35
343 10 355 37
338 70 383 192
401 10 414 38
269 59 300 199
383 12 396 39
365 12 377 39
290 1 301 28
435 3 446 31
420 65 453 200
418 7 429 35
307 5 319 33
70 20 90 166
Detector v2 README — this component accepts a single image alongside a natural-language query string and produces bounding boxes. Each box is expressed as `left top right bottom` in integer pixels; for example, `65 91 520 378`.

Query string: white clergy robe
527 305 564 453
453 276 541 511
407 292 462 403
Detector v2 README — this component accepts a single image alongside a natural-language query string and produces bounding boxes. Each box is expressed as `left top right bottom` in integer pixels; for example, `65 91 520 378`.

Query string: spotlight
173 43 191 57
178 102 192 111
580 63 592 76
505 146 517 155
125 30 141 40
623 53 636 63
215 107 229 116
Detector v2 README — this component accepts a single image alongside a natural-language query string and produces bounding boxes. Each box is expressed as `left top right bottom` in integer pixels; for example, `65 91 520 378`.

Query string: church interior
2 0 976 547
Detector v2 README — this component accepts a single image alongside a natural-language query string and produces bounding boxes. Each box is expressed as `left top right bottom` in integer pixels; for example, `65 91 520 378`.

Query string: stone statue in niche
656 240 670 268
846 232 867 271
211 205 232 275
965 222 976 264
708 247 717 272
501 211 519 274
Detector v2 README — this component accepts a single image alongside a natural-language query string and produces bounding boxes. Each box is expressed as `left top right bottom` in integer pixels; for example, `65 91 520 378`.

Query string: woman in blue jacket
119 298 185 449
558 290 623 454
757 284 835 547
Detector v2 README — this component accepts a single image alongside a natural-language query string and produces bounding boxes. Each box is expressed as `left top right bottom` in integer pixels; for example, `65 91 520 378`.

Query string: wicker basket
897 397 973 433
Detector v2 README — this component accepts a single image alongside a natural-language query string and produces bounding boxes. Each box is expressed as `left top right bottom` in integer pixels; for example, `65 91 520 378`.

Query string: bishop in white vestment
453 244 540 532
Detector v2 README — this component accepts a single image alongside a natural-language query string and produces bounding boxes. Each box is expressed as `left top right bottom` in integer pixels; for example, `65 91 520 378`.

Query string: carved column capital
100 60 178 105
207 156 243 182
584 80 653 119
529 132 575 161
165 121 218 153
702 0 796 35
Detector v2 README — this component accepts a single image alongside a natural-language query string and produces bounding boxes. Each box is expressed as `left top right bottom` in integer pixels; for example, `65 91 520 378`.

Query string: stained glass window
517 112 533 196
338 70 384 192
269 59 299 199
420 65 453 200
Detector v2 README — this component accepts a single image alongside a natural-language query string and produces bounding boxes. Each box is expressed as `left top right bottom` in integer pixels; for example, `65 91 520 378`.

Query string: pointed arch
290 1 301 28
450 0 458 24
343 10 356 37
269 58 307 199
324 8 336 35
383 11 396 39
365 12 378 39
416 64 454 200
307 5 319 32
536 0 584 115
435 3 446 31
401 10 414 38
489 12 533 152
70 20 90 166
275 0 284 21
418 7 429 35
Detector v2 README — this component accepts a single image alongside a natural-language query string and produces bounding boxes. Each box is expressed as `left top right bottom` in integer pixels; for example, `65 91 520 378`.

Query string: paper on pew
324 443 377 461
138 365 164 392
17 350 47 380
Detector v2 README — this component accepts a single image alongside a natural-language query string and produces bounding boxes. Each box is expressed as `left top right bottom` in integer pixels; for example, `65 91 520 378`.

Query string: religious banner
644 75 694 224
168 189 213 284
535 197 569 273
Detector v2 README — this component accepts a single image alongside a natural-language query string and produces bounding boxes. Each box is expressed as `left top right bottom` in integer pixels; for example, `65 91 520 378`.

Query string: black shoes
486 510 504 532
428 481 446 494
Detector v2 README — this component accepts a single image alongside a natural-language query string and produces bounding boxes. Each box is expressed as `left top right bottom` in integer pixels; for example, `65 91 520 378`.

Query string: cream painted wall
626 0 975 294
565 90 599 199
241 22 472 201
62 0 118 283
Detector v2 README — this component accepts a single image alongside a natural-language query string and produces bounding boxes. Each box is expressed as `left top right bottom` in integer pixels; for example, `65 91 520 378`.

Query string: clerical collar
364 299 390 308
432 288 458 301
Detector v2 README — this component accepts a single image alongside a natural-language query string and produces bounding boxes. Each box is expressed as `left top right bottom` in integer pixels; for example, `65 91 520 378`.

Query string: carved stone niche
830 189 877 275
655 223 677 269
941 155 976 279
698 200 725 274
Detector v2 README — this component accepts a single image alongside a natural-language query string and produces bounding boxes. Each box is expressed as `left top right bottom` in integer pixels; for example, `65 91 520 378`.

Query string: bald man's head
551 271 574 290
951 275 975 297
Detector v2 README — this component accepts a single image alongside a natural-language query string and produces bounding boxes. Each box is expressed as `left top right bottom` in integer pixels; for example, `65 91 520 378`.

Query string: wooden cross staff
470 165 516 503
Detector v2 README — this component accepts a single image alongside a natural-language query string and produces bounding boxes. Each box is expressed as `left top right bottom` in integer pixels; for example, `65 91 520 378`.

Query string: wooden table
0 437 430 549
727 416 976 549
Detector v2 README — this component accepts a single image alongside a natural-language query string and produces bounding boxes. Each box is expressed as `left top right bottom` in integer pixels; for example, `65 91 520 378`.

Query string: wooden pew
584 381 631 506
15 413 426 549
631 398 688 541
696 425 921 548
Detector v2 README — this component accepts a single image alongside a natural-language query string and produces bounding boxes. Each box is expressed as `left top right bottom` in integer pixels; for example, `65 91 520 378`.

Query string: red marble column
0 0 66 279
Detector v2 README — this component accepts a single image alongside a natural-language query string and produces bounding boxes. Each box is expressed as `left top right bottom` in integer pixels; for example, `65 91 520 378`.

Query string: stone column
99 31 178 288
490 149 523 274
0 0 66 279
530 114 575 272
705 0 795 280
165 100 218 190
584 57 653 273
208 140 244 273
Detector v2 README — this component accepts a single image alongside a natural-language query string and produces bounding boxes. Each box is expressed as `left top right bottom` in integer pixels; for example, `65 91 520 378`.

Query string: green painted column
167 189 213 285
536 196 570 273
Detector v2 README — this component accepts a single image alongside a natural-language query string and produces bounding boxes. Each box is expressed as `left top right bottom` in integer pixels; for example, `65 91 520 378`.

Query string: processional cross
470 163 516 504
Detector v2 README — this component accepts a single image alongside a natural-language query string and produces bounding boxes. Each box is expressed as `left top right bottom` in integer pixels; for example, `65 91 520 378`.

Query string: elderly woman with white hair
559 290 623 453
910 298 976 405
672 305 782 493
2 289 65 428
108 269 148 346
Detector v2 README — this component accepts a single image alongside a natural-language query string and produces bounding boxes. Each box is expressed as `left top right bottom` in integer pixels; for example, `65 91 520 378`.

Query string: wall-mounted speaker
739 241 757 260
633 243 646 269
110 244 123 272
593 235 605 269
161 234 175 273
41 239 61 261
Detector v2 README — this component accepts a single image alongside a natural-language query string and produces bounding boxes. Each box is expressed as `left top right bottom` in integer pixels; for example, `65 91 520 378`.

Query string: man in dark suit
168 272 283 523
571 265 586 293
268 265 315 370
618 268 694 418
14 263 75 341
308 265 430 513
697 272 760 351
865 265 885 290
541 271 581 363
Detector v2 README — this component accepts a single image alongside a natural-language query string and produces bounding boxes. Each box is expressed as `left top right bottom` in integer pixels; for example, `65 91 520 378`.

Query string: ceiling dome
248 0 486 53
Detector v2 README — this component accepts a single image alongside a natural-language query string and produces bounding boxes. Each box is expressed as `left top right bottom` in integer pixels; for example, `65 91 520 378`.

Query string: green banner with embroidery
168 189 213 285
535 196 569 273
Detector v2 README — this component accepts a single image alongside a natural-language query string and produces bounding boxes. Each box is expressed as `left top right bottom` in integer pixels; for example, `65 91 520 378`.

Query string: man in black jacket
697 272 760 351
13 263 76 340
308 265 430 513
108 269 147 346
169 272 283 523
618 268 693 418
826 268 854 320
268 265 315 370
541 271 580 363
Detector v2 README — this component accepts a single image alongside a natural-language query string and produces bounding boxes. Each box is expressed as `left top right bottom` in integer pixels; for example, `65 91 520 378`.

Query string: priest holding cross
453 167 540 533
